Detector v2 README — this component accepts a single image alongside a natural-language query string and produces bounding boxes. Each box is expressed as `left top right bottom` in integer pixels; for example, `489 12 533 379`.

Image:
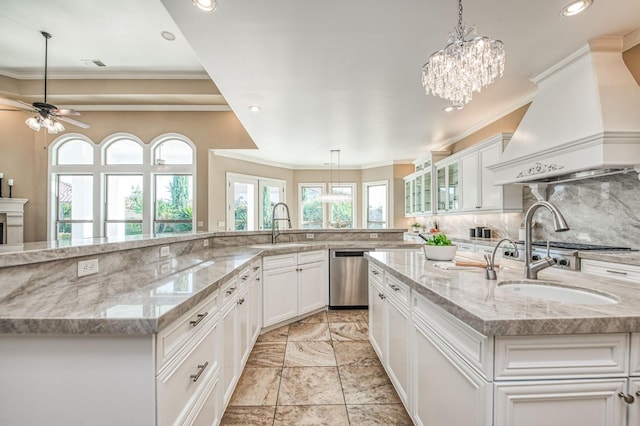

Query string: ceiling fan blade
52 108 81 116
0 97 36 112
57 115 90 129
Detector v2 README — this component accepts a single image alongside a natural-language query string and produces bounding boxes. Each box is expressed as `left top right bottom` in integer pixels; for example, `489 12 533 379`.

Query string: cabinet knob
256 277 260 281
618 392 635 404
189 312 209 327
190 361 209 382
237 298 245 305
378 293 385 300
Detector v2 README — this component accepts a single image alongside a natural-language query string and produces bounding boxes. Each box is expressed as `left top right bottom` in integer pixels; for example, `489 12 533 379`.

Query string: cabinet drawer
412 291 493 379
249 259 262 279
369 263 384 285
474 244 494 256
581 259 640 282
220 276 239 305
157 318 218 426
263 253 297 270
495 334 628 380
156 290 219 369
298 250 326 265
457 242 475 252
385 274 409 306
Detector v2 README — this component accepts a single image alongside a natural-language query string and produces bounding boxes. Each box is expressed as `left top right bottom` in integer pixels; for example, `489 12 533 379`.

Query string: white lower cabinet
630 379 640 425
368 277 386 361
412 316 492 426
220 291 239 408
263 250 327 327
494 379 628 426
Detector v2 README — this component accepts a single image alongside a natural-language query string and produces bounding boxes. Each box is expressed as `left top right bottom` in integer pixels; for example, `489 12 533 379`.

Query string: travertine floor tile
327 309 367 323
220 406 275 425
294 310 328 324
274 405 349 425
228 367 281 406
339 365 401 404
347 404 413 425
278 367 344 405
246 342 286 368
284 341 336 367
288 322 330 341
257 324 290 343
329 322 369 341
333 341 381 367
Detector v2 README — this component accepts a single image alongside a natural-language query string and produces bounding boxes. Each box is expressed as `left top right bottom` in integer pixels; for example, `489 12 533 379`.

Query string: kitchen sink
498 280 619 305
250 243 311 249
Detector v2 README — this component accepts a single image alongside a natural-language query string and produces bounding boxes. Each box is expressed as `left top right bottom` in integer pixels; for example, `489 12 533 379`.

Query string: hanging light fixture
421 0 505 108
318 150 352 203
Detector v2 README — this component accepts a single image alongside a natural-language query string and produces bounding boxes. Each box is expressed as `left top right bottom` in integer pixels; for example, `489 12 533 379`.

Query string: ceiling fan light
42 117 54 129
192 0 217 12
25 117 41 131
50 121 65 133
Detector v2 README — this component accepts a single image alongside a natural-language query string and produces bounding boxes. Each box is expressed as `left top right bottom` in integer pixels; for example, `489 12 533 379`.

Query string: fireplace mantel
0 198 28 245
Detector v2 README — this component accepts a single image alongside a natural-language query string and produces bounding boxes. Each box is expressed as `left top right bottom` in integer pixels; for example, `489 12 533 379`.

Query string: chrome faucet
485 238 519 280
524 201 570 279
271 202 292 244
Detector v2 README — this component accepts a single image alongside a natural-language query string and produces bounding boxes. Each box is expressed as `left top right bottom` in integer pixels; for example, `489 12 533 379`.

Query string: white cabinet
412 316 492 426
263 250 328 327
461 151 479 210
581 259 640 283
220 284 239 407
629 379 640 425
385 285 410 404
494 379 627 426
403 151 448 216
436 158 460 213
368 272 386 361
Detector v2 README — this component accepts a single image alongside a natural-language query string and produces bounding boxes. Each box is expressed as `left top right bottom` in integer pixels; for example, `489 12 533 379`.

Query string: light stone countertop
367 250 640 336
0 241 419 335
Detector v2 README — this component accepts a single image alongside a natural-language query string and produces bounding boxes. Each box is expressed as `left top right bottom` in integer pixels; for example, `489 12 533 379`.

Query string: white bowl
423 245 457 261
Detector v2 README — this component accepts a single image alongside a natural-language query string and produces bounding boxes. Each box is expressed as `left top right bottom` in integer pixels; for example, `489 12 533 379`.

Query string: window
329 184 355 228
363 180 388 229
226 173 285 231
299 184 325 229
49 133 196 240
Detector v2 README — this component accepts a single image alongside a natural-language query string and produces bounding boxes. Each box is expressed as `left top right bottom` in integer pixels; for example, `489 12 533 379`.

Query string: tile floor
220 309 413 425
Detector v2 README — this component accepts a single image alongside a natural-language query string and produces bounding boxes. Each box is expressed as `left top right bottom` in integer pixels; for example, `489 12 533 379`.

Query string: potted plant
411 223 422 234
423 233 457 261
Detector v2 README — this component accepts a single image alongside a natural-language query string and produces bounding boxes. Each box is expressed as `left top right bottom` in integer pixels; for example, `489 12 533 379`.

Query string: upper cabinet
404 152 449 217
405 134 522 217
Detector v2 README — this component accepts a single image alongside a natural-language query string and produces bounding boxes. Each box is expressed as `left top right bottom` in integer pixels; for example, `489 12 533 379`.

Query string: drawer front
385 274 409 306
156 290 219 369
249 259 262 279
298 250 326 265
157 318 218 426
581 259 640 282
457 242 475 252
412 291 493 379
263 253 297 270
220 276 239 305
495 334 629 380
629 333 640 376
369 263 384 285
474 244 494 256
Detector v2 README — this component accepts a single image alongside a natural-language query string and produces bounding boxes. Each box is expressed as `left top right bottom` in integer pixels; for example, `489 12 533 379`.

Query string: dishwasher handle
332 251 367 258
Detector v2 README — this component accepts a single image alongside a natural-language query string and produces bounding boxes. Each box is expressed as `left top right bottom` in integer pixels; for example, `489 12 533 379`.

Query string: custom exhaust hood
489 36 640 185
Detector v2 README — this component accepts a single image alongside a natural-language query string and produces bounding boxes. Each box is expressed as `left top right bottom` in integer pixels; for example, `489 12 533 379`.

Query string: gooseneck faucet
271 202 292 244
524 201 570 279
485 238 519 280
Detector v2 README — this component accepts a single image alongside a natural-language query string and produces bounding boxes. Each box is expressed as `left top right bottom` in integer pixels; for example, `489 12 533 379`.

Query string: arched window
48 133 196 241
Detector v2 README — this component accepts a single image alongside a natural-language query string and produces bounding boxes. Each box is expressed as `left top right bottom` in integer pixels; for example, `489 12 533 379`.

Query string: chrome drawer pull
226 287 237 295
253 266 260 271
372 270 379 275
237 297 245 305
190 361 209 382
241 275 249 281
389 284 400 292
189 312 209 327
618 392 635 404
606 270 628 275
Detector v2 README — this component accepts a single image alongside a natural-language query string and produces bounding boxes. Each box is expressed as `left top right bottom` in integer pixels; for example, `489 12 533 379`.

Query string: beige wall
0 110 255 242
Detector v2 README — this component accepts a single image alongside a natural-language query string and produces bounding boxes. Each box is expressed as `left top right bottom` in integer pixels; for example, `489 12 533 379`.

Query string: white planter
423 245 457 261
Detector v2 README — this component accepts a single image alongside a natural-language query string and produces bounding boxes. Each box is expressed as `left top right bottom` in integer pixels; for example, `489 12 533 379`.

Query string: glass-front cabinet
404 151 449 217
436 159 460 213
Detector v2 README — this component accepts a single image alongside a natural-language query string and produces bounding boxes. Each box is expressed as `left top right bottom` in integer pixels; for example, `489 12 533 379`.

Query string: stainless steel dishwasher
329 249 369 308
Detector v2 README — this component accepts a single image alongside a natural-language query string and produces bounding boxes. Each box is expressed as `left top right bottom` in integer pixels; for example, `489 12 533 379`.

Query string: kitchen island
366 250 640 426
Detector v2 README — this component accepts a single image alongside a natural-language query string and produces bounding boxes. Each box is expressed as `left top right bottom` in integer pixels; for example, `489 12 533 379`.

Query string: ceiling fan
0 31 90 134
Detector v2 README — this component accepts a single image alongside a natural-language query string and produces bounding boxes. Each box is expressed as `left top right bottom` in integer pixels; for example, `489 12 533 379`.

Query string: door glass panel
367 183 387 228
448 163 459 210
414 176 422 213
423 171 432 212
437 168 446 211
405 181 411 215
301 186 323 229
261 183 282 230
233 181 255 231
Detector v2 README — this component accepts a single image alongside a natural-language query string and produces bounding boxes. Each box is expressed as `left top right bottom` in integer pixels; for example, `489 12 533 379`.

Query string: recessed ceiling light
248 105 262 112
192 0 217 12
443 106 454 113
161 31 176 41
561 0 593 17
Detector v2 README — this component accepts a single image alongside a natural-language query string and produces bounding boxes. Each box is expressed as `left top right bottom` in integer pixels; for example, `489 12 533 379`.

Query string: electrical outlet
203 239 209 247
306 233 315 239
160 246 170 257
369 233 378 239
78 258 99 277
160 261 170 274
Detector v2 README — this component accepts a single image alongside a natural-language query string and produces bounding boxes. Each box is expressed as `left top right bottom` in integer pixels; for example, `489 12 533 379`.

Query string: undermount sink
250 243 311 249
498 280 619 305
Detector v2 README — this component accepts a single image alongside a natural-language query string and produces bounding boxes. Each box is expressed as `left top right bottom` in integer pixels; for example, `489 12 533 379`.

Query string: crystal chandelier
421 0 505 108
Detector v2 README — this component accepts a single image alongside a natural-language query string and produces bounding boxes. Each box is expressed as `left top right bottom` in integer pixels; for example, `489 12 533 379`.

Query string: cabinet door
249 274 262 346
630 379 640 426
436 167 446 211
386 295 410 407
479 143 502 210
220 299 238 406
368 280 386 362
448 162 459 211
404 179 412 216
413 319 491 426
461 152 479 210
263 266 298 327
413 175 423 213
494 379 627 426
423 170 432 213
237 284 250 368
298 261 327 314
